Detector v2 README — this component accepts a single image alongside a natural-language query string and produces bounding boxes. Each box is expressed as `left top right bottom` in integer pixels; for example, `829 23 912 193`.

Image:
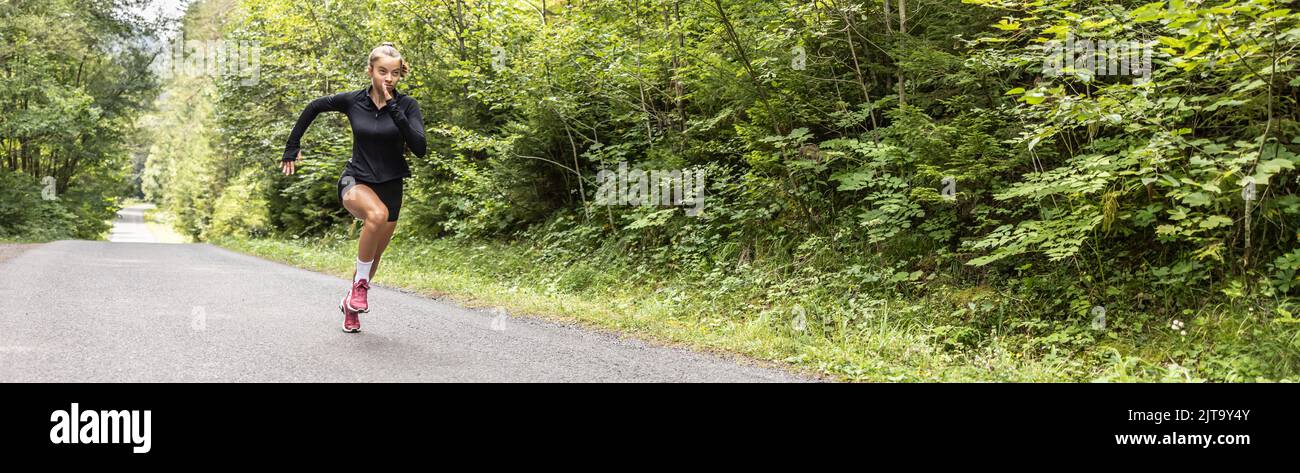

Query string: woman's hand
281 150 302 175
381 84 394 104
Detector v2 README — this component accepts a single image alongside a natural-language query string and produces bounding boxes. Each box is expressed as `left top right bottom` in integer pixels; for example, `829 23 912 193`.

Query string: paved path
0 209 806 382
107 204 162 243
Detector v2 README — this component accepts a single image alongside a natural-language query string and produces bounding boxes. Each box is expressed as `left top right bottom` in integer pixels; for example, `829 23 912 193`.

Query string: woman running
280 42 426 333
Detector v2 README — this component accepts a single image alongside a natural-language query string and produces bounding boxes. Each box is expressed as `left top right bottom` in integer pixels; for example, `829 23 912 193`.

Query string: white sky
130 0 190 33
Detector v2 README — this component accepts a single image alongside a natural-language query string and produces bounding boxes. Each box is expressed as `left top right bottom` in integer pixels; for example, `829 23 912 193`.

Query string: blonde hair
368 42 409 76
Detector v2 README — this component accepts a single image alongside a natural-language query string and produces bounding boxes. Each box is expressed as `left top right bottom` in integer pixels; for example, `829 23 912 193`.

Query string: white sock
355 259 374 283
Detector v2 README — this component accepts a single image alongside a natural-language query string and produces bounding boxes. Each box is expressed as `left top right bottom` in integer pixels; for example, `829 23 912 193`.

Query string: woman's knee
364 206 389 225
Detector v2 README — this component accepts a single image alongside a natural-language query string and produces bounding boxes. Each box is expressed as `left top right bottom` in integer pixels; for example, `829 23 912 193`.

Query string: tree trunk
883 0 893 34
672 0 685 133
712 0 781 134
842 7 879 142
897 0 907 107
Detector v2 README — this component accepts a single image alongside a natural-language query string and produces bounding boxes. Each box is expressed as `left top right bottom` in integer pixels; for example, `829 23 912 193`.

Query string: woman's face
368 56 403 94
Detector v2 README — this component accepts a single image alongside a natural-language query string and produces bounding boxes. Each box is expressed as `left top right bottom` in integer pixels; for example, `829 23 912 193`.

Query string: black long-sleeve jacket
282 86 426 183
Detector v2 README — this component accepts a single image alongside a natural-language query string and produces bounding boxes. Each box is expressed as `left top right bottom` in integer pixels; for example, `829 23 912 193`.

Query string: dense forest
0 0 162 240
6 0 1299 381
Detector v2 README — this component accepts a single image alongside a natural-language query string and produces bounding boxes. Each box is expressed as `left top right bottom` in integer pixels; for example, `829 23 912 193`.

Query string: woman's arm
386 96 427 158
282 92 351 162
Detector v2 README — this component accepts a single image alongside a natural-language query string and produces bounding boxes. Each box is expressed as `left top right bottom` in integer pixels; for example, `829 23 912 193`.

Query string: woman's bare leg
366 222 398 281
341 184 388 265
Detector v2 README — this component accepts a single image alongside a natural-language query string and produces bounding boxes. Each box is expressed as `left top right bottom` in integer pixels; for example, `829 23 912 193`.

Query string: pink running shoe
345 279 370 313
340 296 361 333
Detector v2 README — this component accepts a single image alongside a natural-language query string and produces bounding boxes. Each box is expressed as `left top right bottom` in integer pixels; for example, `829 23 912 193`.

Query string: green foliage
0 0 152 240
0 170 79 240
146 0 1300 381
964 1 1300 299
208 168 271 239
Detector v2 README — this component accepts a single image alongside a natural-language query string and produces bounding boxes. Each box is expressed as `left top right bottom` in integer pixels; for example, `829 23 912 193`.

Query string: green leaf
993 19 1021 31
1199 215 1233 229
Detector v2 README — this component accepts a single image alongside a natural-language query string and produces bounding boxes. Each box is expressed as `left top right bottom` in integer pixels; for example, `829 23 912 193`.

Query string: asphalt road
106 203 158 243
0 206 806 382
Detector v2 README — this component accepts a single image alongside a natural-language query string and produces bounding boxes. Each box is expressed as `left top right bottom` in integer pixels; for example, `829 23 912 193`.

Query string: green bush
0 170 94 241
207 168 272 239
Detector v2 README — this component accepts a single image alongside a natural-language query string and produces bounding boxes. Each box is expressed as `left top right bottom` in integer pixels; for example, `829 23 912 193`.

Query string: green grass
141 205 193 244
210 231 1298 382
0 236 56 244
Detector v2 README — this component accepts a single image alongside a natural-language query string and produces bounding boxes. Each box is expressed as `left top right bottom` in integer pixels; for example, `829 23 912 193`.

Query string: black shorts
338 174 404 222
